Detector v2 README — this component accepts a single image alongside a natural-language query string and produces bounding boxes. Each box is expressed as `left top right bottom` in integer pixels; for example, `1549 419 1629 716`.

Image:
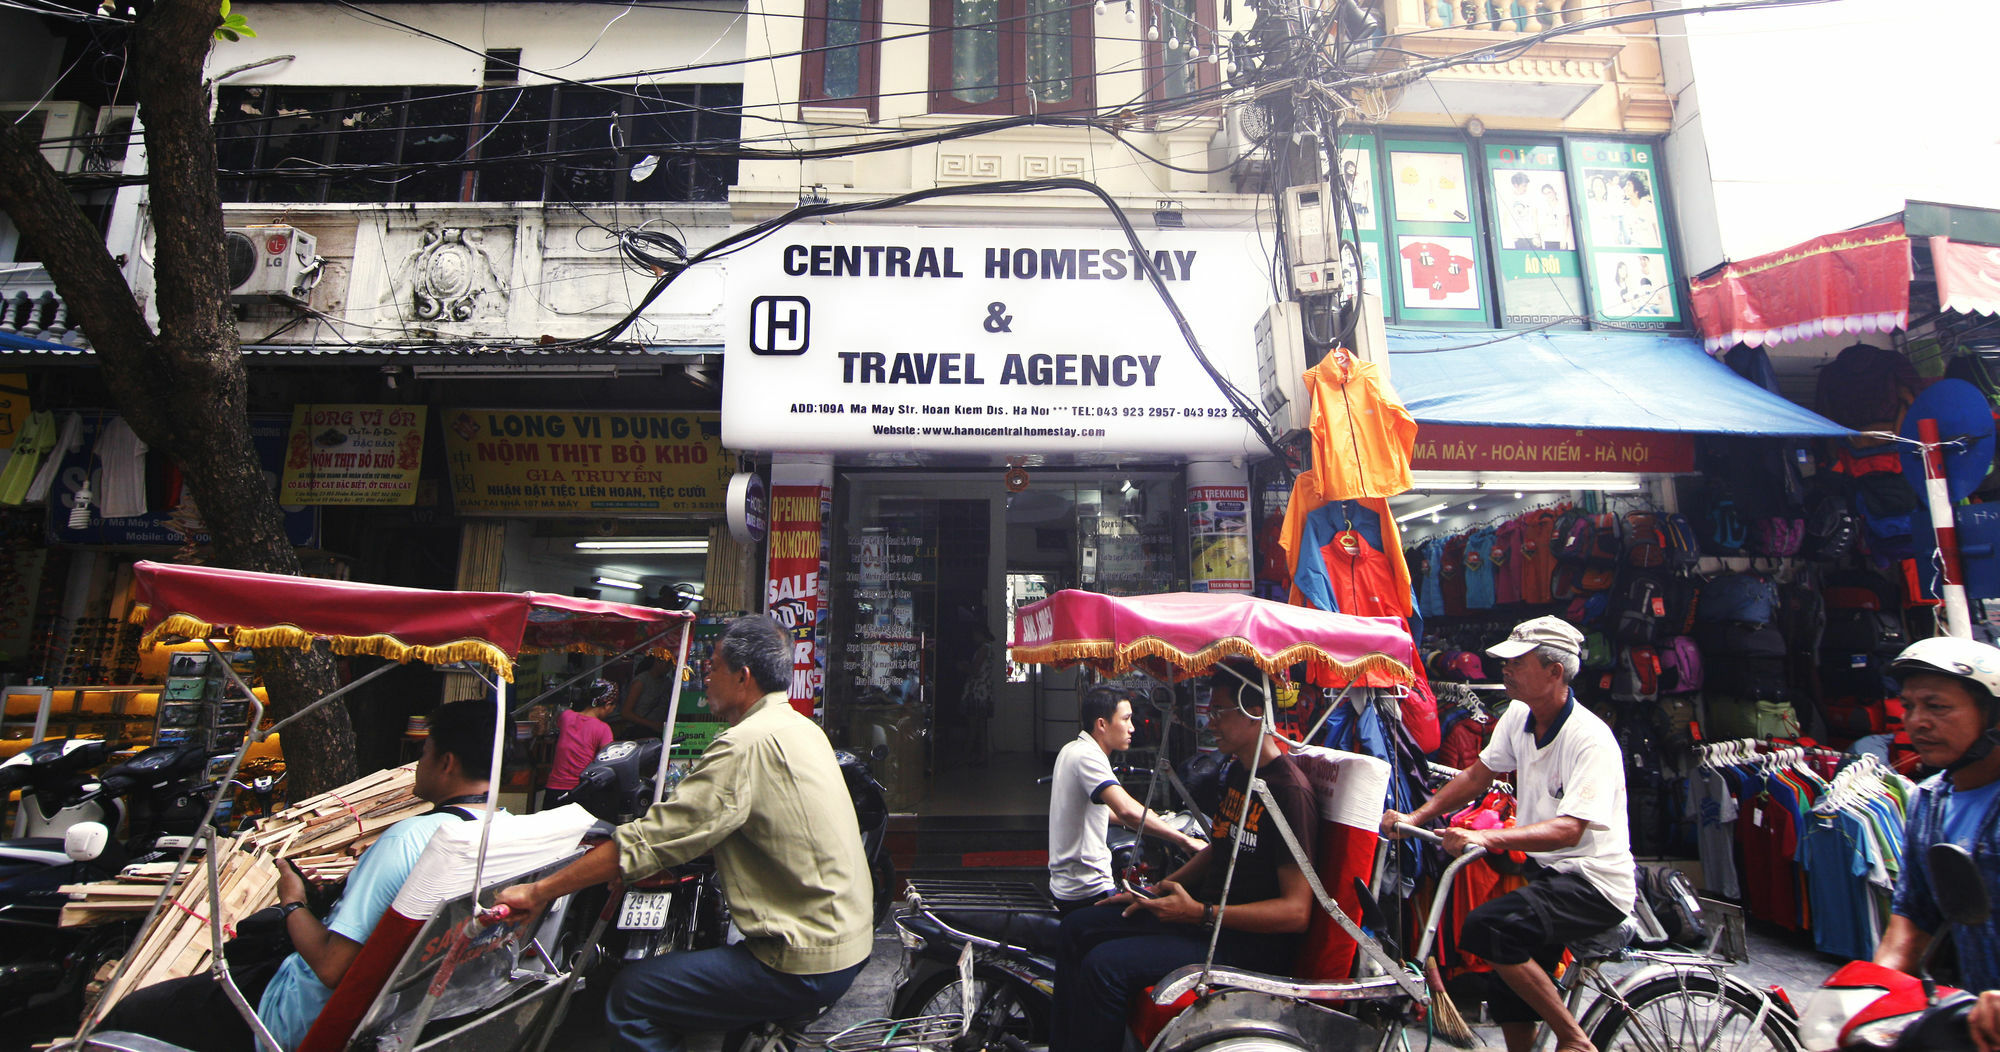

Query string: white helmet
1889 636 2000 703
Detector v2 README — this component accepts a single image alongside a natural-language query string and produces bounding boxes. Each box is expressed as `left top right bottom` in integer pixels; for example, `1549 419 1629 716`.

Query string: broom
1425 957 1479 1048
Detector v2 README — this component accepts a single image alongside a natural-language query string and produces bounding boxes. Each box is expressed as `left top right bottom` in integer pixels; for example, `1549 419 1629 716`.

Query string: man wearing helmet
1873 636 2000 1052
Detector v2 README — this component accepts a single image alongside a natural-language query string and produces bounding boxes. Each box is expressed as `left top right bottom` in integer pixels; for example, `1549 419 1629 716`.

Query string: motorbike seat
931 907 1063 955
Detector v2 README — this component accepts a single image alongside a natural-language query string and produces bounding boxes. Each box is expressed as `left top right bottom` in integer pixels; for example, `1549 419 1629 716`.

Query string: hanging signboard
279 404 426 506
721 226 1273 455
1189 483 1252 593
0 373 27 445
441 409 732 516
1569 139 1682 328
1411 424 1695 474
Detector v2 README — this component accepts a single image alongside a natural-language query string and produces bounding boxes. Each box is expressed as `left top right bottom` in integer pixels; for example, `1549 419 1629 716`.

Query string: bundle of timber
69 763 428 1020
242 762 424 858
80 839 279 1022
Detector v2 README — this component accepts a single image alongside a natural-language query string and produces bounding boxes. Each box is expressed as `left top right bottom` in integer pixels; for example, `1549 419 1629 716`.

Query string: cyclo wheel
1587 970 1798 1052
902 967 1043 1045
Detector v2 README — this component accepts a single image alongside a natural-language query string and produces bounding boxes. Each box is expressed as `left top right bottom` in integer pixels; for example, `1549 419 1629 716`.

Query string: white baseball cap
1486 615 1587 661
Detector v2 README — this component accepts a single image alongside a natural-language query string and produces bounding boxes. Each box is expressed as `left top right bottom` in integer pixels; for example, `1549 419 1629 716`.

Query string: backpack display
1696 574 1778 626
1582 631 1613 669
1804 484 1859 562
1624 512 1668 569
1613 645 1660 703
1754 517 1804 558
1564 592 1610 627
1554 508 1594 563
1825 609 1908 657
1852 472 1919 559
1656 576 1702 639
1663 514 1702 572
1658 636 1703 694
1613 574 1665 643
1585 512 1622 566
1704 495 1749 555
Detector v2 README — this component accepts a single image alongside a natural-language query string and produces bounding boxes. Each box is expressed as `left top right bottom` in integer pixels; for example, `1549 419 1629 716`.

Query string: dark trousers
1458 867 1628 1024
605 943 865 1052
1049 903 1293 1052
96 963 278 1052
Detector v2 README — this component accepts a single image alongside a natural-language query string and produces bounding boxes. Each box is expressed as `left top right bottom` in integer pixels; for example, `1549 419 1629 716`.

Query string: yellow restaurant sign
279 404 427 505
442 408 731 515
0 373 28 443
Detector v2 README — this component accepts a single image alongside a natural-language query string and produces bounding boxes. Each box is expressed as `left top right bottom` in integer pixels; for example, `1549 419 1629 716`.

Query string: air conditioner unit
224 225 319 303
1213 101 1273 193
1254 301 1310 437
86 106 137 174
0 101 96 173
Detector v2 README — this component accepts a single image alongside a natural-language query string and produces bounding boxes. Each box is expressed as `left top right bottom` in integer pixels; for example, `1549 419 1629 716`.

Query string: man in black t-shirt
1048 660 1318 1052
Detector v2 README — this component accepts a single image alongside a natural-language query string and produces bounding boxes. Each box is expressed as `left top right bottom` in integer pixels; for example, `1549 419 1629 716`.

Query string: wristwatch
280 900 309 919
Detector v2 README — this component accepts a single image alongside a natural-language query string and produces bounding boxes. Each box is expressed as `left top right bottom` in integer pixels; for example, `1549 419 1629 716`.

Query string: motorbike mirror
1927 843 1991 927
64 821 110 862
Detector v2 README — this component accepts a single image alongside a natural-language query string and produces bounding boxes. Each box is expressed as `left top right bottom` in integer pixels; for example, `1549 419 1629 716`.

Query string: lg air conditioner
224 225 320 303
0 101 95 172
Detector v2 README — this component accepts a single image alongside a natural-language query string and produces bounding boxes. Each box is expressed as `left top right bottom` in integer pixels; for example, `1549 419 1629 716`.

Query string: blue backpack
1696 573 1777 625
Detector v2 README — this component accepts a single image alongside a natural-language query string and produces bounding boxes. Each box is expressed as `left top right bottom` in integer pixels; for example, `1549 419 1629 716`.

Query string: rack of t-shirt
1689 738 1914 959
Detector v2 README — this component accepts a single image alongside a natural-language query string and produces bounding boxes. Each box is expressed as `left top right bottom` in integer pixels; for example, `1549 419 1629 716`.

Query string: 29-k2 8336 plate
618 890 673 930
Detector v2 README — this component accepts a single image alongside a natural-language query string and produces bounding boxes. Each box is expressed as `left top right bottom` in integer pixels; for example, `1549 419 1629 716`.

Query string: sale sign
766 483 829 716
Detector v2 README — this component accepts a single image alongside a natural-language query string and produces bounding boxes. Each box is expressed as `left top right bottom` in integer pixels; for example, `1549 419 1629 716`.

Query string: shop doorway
827 473 1186 817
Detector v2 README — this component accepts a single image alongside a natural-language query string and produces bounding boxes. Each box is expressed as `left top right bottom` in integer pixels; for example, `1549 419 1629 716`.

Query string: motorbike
0 738 218 1018
889 767 1208 1047
1796 841 1991 1051
551 735 898 971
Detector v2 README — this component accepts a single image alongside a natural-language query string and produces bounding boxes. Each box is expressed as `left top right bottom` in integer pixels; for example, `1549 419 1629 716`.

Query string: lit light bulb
1188 45 1200 60
1467 503 1479 512
1095 0 1107 13
1514 491 1524 499
1168 35 1180 49
1147 22 1160 40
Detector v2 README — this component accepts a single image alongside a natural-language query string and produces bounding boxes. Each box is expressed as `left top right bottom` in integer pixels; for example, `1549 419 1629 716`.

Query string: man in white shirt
1048 687 1205 911
1382 616 1634 1052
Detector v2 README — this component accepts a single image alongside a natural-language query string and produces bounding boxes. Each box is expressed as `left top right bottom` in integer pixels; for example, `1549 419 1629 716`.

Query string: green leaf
218 0 229 16
217 27 238 40
236 24 256 36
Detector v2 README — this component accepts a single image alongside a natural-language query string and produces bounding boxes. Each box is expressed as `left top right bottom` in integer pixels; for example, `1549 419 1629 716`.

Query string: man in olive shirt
496 616 872 1052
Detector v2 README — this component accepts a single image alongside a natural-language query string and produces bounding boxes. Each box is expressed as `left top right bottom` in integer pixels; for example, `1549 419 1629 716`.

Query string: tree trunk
0 0 356 795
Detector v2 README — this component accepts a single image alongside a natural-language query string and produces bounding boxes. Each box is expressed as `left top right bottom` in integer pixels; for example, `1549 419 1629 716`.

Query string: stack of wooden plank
241 762 425 858
82 839 279 1024
70 762 428 1020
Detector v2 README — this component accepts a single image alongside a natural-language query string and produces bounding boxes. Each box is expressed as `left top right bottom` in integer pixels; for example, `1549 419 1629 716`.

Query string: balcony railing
1383 0 1593 33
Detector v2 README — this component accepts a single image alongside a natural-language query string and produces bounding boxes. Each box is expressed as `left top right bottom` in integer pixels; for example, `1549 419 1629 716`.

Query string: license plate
618 890 673 930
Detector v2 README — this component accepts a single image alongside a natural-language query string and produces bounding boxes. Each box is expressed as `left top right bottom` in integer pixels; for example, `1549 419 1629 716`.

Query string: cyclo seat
932 908 1063 955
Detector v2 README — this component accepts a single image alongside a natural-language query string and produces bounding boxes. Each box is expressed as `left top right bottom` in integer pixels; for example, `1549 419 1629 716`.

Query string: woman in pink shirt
542 679 618 810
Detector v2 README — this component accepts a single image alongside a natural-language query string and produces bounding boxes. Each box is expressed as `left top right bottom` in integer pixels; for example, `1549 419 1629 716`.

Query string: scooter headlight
1846 1011 1922 1049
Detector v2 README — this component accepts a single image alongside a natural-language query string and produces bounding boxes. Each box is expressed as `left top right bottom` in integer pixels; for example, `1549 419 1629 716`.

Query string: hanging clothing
1463 527 1497 610
1279 473 1416 621
1491 518 1523 606
93 415 149 519
1517 509 1559 605
1302 349 1417 501
25 411 81 504
0 410 56 505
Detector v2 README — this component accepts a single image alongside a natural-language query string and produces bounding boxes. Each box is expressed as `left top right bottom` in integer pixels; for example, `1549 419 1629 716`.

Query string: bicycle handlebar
1394 822 1488 862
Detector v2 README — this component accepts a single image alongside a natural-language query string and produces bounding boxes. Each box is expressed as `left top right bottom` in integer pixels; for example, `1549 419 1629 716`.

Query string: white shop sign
722 226 1273 456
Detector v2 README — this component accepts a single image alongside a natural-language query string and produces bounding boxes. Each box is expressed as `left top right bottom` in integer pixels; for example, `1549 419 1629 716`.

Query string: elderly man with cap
1381 616 1634 1052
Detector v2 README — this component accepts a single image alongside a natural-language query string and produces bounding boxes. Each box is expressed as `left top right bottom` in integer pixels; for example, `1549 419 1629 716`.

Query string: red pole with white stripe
1919 417 1973 639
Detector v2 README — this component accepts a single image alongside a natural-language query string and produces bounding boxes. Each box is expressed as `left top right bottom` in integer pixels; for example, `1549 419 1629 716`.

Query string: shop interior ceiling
1387 471 1650 537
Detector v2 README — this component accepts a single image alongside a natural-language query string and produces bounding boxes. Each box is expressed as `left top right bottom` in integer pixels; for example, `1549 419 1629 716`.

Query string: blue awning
1385 327 1851 437
0 330 79 353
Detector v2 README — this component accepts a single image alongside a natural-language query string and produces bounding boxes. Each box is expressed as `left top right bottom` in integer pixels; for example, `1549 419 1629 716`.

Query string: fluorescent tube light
574 539 710 553
594 575 644 590
1394 502 1451 523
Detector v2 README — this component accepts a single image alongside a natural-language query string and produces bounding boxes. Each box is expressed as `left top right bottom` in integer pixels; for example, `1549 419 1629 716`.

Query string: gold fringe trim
137 610 518 681
1009 636 1412 685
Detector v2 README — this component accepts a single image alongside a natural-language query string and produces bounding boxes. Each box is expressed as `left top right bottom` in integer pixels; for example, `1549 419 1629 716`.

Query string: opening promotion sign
721 227 1274 455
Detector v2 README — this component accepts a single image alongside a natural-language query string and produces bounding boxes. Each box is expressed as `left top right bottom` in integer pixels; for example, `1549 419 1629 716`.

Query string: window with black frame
215 84 742 205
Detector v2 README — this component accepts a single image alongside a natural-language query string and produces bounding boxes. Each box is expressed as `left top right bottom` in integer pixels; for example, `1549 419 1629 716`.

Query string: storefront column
766 455 833 718
1188 459 1253 593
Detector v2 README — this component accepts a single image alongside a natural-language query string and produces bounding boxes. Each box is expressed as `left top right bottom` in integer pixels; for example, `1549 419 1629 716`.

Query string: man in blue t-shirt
99 700 500 1052
1872 638 2000 1052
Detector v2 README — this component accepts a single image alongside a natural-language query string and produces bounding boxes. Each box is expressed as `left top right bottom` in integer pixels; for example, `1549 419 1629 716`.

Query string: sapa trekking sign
723 226 1273 455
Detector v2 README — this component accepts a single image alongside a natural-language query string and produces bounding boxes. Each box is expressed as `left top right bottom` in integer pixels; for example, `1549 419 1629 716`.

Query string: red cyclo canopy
131 560 692 680
1010 589 1415 687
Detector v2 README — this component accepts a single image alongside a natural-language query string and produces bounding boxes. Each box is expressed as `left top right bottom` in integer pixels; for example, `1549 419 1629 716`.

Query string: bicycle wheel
903 967 1042 1045
1587 970 1798 1052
